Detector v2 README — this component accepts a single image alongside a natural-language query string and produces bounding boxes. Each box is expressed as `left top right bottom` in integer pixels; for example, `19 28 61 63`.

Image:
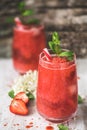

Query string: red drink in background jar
12 20 46 74
37 50 78 122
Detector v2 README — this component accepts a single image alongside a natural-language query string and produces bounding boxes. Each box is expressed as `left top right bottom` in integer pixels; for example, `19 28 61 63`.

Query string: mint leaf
49 41 55 52
52 32 60 45
22 9 34 16
78 95 83 104
8 90 15 98
59 51 74 61
58 124 69 130
49 32 61 54
6 17 14 23
18 1 25 11
26 92 34 100
16 2 40 25
21 18 39 25
54 44 61 54
27 19 39 25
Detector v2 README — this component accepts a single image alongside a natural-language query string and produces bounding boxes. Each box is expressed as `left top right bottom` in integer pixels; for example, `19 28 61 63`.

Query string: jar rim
14 24 44 32
39 49 76 70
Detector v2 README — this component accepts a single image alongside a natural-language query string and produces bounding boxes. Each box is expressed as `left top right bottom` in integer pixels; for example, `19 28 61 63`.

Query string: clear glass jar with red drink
12 23 46 74
37 49 78 122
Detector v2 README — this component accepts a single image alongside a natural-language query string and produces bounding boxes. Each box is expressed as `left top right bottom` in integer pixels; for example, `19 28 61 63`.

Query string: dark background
0 0 87 58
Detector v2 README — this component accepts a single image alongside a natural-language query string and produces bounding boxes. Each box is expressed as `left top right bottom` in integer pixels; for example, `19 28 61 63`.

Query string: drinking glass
12 25 46 74
37 49 78 122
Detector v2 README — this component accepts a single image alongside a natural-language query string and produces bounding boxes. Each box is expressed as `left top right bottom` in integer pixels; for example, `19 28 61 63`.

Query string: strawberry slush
37 52 78 122
12 24 46 74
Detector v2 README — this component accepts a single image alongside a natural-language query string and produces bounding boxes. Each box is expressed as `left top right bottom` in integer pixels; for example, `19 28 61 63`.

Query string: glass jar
12 24 46 74
36 50 78 122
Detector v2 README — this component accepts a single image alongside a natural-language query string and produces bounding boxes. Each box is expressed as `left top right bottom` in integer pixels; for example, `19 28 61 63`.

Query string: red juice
37 51 78 122
12 25 46 74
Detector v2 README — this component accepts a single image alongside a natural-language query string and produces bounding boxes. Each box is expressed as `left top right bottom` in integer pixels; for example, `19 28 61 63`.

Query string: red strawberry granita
36 51 78 122
12 22 46 74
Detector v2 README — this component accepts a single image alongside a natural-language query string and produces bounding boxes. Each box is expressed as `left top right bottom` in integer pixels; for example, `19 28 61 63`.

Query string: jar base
38 111 77 123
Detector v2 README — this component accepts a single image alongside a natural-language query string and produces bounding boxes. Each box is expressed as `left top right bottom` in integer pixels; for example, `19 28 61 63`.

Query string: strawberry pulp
37 52 78 122
12 24 46 74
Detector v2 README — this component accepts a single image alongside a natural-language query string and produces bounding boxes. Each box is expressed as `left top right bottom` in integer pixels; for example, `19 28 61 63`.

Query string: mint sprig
59 51 74 61
49 32 61 54
22 18 40 25
18 2 40 25
57 124 69 130
6 2 40 25
22 9 34 16
18 1 25 12
6 17 14 24
49 32 74 61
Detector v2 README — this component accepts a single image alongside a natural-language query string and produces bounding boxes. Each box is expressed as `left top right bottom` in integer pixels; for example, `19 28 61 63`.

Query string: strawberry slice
14 92 29 104
9 99 28 115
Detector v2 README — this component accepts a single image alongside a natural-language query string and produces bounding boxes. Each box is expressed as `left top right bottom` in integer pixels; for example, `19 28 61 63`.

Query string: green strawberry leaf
58 124 69 130
8 90 15 98
78 95 83 104
26 92 34 100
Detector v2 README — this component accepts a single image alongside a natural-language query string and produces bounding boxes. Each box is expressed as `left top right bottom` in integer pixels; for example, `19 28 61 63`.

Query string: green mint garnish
18 1 25 12
26 92 35 100
8 90 15 98
22 18 40 25
58 124 69 130
6 2 39 25
59 51 74 61
18 2 39 25
49 32 61 54
78 95 83 104
6 17 14 24
22 9 34 16
27 19 39 25
49 32 74 61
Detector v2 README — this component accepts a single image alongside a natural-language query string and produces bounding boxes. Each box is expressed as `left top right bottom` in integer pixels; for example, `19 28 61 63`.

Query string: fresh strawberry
14 92 29 104
9 99 28 115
